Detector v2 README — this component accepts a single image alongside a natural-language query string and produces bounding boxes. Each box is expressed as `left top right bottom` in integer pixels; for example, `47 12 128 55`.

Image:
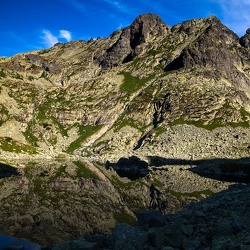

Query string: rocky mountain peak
130 13 168 42
166 15 241 77
240 28 250 48
97 13 170 68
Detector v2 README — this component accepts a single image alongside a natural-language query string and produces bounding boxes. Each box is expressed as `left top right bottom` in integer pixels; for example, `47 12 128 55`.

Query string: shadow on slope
148 156 250 183
106 156 150 180
106 155 250 182
0 162 20 179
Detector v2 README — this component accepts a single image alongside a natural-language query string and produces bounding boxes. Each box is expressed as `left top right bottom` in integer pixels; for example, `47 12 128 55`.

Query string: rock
216 218 234 237
136 210 166 229
112 223 148 250
240 28 250 48
98 13 170 68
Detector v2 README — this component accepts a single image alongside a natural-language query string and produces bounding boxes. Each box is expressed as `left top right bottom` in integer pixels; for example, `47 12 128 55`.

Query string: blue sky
1 0 250 57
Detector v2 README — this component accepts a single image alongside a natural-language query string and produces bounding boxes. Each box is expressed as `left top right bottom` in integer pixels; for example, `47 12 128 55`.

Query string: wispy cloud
63 0 86 14
41 29 72 48
42 30 59 47
60 30 72 42
117 23 128 30
213 0 250 35
100 0 134 14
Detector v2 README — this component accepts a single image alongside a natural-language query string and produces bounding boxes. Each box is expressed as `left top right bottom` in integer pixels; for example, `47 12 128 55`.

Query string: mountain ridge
0 13 250 159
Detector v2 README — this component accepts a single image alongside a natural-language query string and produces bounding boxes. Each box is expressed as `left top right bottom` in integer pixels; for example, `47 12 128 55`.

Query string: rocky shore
48 184 250 250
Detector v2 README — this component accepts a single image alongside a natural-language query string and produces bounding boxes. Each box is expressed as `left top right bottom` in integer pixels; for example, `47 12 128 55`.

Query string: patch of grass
169 117 250 131
73 160 100 180
66 124 103 153
109 175 147 192
0 137 37 154
50 116 68 137
147 49 159 56
22 121 39 146
114 117 143 132
0 69 6 78
119 71 154 93
28 75 34 81
154 126 166 137
15 73 23 80
48 164 67 183
0 104 9 125
151 178 164 188
114 212 136 225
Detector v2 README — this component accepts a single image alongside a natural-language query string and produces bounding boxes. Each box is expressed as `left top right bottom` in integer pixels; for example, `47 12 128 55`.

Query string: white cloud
41 29 73 48
101 0 132 14
117 23 128 30
65 0 86 14
60 30 72 42
42 30 59 47
213 0 250 35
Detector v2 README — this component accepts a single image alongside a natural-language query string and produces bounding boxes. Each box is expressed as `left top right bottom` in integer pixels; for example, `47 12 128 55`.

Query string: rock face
97 13 170 68
240 28 250 48
0 13 250 248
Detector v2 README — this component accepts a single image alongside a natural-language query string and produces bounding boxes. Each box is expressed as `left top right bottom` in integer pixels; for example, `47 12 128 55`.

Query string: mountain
0 13 250 246
0 13 249 159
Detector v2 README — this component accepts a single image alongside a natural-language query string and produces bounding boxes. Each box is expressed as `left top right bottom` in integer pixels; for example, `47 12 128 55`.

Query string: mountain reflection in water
0 160 131 246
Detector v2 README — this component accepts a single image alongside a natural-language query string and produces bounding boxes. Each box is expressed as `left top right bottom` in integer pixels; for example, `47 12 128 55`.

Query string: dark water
0 234 41 249
0 160 127 246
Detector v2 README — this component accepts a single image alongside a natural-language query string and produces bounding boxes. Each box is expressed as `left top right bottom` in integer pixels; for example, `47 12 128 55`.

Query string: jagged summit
97 13 170 68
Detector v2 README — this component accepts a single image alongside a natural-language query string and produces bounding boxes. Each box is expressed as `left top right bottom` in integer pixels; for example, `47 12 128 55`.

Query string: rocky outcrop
49 184 250 250
98 13 170 68
240 28 250 48
165 16 240 76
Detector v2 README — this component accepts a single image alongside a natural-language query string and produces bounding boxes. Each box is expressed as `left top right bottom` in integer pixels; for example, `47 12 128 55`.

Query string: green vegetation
22 121 39 146
0 69 6 78
147 49 159 56
169 116 250 131
114 212 136 225
48 164 67 182
154 126 166 137
0 137 37 154
66 124 103 153
119 71 154 93
151 178 164 188
110 175 148 192
73 160 100 179
0 105 9 126
15 73 23 80
28 75 34 81
114 115 143 132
